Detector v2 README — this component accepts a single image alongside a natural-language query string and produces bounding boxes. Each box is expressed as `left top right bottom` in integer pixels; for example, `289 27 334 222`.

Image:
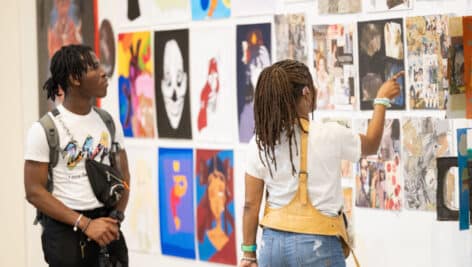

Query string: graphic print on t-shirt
62 131 110 169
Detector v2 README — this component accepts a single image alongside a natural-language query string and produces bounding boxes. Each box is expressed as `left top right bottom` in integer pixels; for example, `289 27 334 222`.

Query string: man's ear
68 74 80 87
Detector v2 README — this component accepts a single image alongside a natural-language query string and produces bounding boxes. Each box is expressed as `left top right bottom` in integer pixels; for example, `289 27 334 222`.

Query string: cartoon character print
62 131 110 169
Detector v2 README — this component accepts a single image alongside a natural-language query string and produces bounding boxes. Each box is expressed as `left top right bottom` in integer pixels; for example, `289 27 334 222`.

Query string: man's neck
62 96 93 115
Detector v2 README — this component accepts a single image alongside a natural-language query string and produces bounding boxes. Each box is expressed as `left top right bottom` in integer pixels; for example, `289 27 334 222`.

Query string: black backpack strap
93 106 116 143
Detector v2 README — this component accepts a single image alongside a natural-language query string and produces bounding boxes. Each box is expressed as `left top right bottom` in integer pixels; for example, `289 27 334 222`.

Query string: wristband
73 214 83 232
373 98 392 108
241 256 257 263
82 218 92 233
241 244 257 252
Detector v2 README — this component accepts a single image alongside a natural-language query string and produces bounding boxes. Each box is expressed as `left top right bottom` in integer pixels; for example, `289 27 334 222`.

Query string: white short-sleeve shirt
24 105 125 210
246 121 361 216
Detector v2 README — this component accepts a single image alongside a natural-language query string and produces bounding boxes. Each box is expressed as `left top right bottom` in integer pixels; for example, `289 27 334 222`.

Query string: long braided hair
43 44 96 101
253 59 316 177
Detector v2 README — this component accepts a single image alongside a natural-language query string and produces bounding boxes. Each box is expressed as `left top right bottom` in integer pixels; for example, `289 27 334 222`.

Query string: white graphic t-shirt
24 105 125 210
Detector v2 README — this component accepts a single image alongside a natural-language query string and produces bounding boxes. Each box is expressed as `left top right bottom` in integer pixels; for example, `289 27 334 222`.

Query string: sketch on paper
313 24 356 110
358 19 405 110
191 0 231 20
190 27 236 143
196 149 236 265
354 119 402 210
275 13 307 64
237 23 272 143
159 148 196 259
406 15 449 110
121 147 158 253
118 32 156 138
402 117 452 210
154 29 192 139
367 0 413 12
318 0 361 14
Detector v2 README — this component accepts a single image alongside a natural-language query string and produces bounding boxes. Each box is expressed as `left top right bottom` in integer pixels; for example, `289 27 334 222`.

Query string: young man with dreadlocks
24 44 129 266
240 59 403 267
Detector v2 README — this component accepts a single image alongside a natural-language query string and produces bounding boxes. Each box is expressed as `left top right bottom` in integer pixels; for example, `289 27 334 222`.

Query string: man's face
161 40 187 129
79 52 108 99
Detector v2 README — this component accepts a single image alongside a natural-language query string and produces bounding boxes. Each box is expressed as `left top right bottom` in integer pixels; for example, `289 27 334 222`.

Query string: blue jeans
258 228 346 267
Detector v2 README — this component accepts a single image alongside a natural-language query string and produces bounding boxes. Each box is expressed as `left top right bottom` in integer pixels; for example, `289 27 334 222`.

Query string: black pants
41 208 128 267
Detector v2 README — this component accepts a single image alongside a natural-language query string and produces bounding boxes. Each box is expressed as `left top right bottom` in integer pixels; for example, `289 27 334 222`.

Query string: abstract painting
275 13 307 64
448 17 465 95
191 0 231 20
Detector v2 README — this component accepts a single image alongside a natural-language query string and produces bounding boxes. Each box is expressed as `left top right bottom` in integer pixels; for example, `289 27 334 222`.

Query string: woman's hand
376 71 404 100
239 258 258 267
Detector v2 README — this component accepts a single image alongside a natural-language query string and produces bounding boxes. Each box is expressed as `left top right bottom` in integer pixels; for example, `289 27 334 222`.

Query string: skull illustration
161 39 188 129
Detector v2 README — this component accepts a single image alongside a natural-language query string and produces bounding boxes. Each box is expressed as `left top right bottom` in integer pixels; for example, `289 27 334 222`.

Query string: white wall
1 0 471 267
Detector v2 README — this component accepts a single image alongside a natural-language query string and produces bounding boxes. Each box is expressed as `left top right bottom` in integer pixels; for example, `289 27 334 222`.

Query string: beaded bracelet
241 256 257 263
373 98 392 108
73 214 83 232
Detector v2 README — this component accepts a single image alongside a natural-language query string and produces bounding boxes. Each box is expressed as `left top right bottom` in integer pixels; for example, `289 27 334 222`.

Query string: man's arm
24 160 119 246
114 149 130 213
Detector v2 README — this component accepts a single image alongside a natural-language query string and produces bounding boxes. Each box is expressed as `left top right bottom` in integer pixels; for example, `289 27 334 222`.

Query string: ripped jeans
258 228 345 267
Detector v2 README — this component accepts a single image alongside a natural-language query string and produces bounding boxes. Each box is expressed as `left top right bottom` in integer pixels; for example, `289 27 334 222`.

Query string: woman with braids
24 44 129 266
239 59 403 267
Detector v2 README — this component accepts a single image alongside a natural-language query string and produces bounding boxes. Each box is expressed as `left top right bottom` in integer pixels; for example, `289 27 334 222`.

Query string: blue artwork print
191 0 231 20
118 76 133 137
158 148 196 259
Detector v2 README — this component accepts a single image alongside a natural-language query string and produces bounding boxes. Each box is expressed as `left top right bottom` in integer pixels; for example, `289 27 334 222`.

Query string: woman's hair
43 44 95 101
254 59 315 177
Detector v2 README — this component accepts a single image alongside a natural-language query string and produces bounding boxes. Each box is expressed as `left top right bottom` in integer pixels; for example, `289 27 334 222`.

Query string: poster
191 0 231 20
318 0 362 14
406 15 449 110
448 17 465 95
158 148 196 259
358 18 406 110
402 117 452 210
354 119 402 210
154 29 192 139
117 31 156 138
236 23 272 143
36 0 95 116
190 26 236 143
463 16 472 118
121 146 158 253
367 0 413 12
196 149 236 265
274 13 308 64
313 24 356 110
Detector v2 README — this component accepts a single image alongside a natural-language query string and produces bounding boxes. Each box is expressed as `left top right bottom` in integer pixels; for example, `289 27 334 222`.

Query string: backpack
33 106 116 225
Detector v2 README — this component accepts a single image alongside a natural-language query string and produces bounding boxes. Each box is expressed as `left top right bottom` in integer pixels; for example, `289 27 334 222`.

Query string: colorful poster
36 0 95 116
448 17 465 95
236 23 272 143
232 0 276 17
196 149 236 265
191 0 231 20
154 29 192 139
274 13 307 64
117 31 156 138
463 16 472 118
158 148 196 259
190 26 236 143
358 18 406 110
121 146 158 253
313 24 356 110
354 119 402 210
406 15 449 110
367 0 413 12
402 117 452 210
318 0 361 14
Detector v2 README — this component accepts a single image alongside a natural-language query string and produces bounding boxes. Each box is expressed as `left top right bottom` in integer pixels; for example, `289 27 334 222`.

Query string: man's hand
83 217 119 246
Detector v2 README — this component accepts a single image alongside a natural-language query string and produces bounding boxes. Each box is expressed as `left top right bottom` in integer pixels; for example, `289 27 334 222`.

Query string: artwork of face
161 39 188 129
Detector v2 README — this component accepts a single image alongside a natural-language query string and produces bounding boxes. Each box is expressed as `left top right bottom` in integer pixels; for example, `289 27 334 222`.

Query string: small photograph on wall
36 0 95 116
275 13 308 64
367 0 413 12
321 117 354 179
99 19 115 78
402 117 452 211
190 26 236 143
154 29 192 139
313 24 356 110
121 146 159 253
158 148 196 259
448 17 465 95
191 0 231 20
318 0 362 14
406 15 449 110
117 31 156 138
236 23 272 143
358 18 405 110
196 149 236 265
354 119 402 210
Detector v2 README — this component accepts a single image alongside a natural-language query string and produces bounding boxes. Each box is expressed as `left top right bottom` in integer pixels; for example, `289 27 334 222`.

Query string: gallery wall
14 0 472 267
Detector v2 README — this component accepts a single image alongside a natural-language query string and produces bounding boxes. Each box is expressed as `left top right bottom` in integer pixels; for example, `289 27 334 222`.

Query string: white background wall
1 0 472 267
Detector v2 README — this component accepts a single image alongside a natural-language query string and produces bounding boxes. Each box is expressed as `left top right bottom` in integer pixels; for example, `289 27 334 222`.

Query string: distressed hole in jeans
312 239 322 256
